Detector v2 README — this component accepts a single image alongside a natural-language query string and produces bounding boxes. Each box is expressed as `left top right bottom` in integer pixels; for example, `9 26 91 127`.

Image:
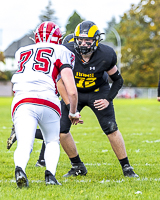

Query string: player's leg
39 106 61 185
35 141 45 167
107 129 127 159
7 124 17 150
107 129 138 177
60 99 87 177
34 129 45 167
7 126 44 150
60 132 78 158
13 104 38 188
7 124 46 167
89 84 138 177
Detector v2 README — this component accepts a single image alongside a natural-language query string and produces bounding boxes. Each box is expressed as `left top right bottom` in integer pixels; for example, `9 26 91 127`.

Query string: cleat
45 170 61 185
35 160 46 167
7 124 17 150
15 166 29 188
63 162 87 177
122 164 139 178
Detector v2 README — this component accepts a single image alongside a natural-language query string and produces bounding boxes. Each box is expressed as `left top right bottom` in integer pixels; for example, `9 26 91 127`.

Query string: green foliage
118 0 160 87
0 51 5 64
39 0 57 24
65 11 84 37
1 97 160 199
0 71 7 81
0 70 12 81
104 17 119 45
4 71 13 80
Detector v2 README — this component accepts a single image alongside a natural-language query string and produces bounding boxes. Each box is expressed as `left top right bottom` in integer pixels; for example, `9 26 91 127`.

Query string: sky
0 0 140 51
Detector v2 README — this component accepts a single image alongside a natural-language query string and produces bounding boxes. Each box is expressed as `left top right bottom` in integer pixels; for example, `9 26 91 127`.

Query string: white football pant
13 103 60 176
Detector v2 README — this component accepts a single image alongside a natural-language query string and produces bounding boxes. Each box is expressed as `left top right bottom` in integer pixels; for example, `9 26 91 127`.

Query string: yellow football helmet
74 21 101 55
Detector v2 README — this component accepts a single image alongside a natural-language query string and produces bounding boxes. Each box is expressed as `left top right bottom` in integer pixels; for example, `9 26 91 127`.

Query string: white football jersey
11 42 75 94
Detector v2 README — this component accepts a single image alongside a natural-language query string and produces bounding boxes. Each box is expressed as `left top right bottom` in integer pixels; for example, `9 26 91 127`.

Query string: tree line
1 0 159 87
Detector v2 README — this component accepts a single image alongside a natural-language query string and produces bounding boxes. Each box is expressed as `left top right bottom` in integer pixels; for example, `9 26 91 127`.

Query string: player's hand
157 97 160 102
69 112 84 125
94 99 109 110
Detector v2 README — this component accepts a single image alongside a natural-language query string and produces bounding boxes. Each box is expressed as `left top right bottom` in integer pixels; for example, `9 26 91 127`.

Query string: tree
119 0 160 87
65 11 84 36
0 70 12 81
0 51 5 64
39 0 57 23
104 17 119 45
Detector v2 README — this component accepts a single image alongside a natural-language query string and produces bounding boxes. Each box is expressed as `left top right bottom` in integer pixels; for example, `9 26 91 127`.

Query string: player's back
11 42 73 94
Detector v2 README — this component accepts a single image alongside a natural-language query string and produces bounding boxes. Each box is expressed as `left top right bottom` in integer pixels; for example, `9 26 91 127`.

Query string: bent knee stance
103 121 118 135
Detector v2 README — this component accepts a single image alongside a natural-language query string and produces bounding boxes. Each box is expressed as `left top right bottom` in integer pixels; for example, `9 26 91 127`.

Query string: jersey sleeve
111 50 117 68
59 47 75 71
57 47 75 82
99 44 118 72
107 48 117 71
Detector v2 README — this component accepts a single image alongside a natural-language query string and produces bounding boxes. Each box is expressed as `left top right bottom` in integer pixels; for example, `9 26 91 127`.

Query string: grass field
0 97 160 199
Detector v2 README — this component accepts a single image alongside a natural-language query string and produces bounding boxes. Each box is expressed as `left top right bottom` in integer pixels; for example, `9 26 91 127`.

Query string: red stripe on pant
12 98 61 118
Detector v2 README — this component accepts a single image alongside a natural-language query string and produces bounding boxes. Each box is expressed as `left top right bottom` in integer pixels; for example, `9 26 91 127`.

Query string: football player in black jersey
58 21 138 178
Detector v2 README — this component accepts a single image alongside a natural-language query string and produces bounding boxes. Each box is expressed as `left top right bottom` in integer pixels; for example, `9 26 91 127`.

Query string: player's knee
104 121 118 135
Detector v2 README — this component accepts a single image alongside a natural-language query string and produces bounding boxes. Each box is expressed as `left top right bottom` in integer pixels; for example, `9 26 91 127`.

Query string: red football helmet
35 21 62 44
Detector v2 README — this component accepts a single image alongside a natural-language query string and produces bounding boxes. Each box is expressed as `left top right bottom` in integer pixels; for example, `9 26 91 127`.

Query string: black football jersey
64 42 117 93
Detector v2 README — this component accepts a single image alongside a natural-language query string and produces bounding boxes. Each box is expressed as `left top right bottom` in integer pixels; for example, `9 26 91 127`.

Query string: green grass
0 97 160 199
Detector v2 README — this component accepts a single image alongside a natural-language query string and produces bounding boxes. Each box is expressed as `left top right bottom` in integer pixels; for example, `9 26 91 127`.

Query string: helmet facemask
75 37 99 55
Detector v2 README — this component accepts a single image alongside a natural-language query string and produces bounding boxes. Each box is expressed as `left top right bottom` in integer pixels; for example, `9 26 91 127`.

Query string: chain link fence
0 81 12 96
117 87 157 99
0 81 158 98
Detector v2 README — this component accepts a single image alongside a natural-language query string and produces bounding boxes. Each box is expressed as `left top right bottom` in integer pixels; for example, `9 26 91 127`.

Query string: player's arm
57 76 83 124
106 65 123 102
157 80 160 102
60 67 80 124
94 65 123 110
57 78 70 105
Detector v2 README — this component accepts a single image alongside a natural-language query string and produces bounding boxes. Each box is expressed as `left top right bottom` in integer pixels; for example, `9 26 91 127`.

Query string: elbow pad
106 71 123 102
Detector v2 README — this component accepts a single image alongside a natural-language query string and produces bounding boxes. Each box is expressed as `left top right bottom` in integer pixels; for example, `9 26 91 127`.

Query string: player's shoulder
15 44 35 56
98 43 115 53
62 42 75 53
97 43 116 59
17 44 34 51
55 44 74 56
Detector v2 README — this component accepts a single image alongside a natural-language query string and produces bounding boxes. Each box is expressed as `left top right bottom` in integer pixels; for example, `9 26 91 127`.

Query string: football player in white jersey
11 21 80 188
